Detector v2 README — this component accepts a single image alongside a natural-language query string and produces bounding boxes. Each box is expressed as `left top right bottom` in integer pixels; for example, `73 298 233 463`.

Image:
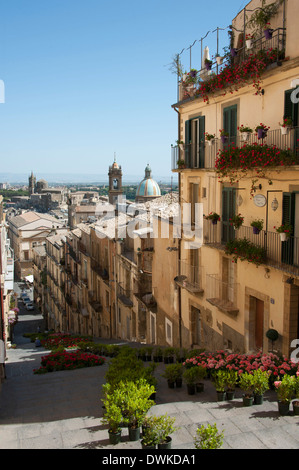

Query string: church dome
136 165 161 201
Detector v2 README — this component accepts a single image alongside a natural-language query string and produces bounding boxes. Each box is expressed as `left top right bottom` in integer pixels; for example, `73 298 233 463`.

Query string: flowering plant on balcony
215 143 298 186
182 69 198 86
250 219 264 232
219 129 229 137
274 223 293 237
225 237 267 266
255 123 270 132
230 213 244 229
279 117 293 128
194 49 281 104
238 125 253 133
205 132 215 141
204 212 220 222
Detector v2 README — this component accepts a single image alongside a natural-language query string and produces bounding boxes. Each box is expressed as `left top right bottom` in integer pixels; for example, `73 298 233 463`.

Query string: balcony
176 27 286 104
172 126 299 172
91 258 109 281
174 261 204 294
206 273 239 316
117 284 133 307
204 220 299 276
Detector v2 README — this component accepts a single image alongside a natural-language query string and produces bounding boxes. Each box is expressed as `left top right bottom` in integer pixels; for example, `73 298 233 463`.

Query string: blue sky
0 0 247 183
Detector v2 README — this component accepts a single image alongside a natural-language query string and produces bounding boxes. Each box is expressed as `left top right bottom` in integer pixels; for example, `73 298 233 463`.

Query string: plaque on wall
253 194 267 207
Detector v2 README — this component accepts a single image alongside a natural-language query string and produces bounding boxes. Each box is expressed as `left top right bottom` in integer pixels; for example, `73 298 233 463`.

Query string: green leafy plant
194 423 224 449
252 369 270 396
274 224 293 237
211 370 227 392
162 363 183 382
205 132 216 141
239 372 254 398
247 0 284 29
183 366 199 385
154 414 178 445
238 125 253 133
225 237 267 266
230 213 244 229
224 369 238 391
274 375 295 403
251 219 264 231
204 212 220 222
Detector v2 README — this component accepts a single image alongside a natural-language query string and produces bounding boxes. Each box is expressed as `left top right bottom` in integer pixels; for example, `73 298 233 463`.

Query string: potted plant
153 347 163 362
177 159 186 169
194 423 224 449
176 139 185 151
224 369 238 400
252 369 270 404
125 379 156 441
183 366 198 395
215 54 223 66
245 33 253 49
163 347 175 364
155 414 177 449
293 374 299 416
102 401 123 445
239 372 254 406
274 223 293 241
195 365 207 392
219 128 229 144
279 117 293 135
230 47 237 57
238 124 253 141
251 218 263 235
211 370 227 401
230 213 244 230
274 375 295 415
255 123 269 139
264 22 274 40
140 416 158 449
204 212 221 225
204 58 213 71
162 363 183 388
205 132 216 146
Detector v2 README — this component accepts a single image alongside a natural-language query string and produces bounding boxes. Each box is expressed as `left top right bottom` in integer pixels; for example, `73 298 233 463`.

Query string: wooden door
255 299 264 350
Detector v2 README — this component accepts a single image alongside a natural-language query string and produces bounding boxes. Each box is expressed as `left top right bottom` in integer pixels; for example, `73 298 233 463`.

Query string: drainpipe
172 105 182 348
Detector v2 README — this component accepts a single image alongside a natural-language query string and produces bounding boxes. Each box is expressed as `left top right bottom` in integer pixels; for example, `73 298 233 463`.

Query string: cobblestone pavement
0 307 299 450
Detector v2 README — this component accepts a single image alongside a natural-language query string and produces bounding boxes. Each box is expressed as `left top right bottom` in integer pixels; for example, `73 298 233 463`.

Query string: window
185 116 205 168
222 187 236 244
223 105 237 144
165 318 173 345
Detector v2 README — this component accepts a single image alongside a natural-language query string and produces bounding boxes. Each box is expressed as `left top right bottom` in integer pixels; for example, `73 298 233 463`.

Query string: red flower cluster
215 142 298 184
34 350 105 374
195 48 280 103
183 351 299 385
41 333 90 350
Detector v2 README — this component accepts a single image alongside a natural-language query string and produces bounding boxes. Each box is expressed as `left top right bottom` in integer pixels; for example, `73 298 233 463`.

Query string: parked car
22 297 31 305
26 303 34 311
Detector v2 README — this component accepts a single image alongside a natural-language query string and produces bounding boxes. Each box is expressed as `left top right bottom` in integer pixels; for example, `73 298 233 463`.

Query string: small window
165 318 173 345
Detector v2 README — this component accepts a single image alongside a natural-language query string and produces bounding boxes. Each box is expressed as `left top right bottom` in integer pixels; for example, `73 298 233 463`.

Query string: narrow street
1 285 299 449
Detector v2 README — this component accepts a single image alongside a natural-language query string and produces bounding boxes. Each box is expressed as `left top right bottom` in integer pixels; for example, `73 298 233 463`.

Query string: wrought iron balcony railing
206 273 239 316
204 219 299 276
174 261 204 294
171 126 299 171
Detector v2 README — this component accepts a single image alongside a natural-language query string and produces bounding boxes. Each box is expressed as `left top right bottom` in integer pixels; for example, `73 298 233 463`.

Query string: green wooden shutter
281 192 295 265
222 187 236 243
185 120 191 167
284 90 298 126
223 105 237 146
198 116 205 168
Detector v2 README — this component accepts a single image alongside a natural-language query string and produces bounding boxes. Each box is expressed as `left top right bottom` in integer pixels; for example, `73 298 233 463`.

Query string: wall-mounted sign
253 194 267 207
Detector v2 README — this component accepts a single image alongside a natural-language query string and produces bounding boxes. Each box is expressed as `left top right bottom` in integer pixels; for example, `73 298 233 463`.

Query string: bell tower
108 154 123 205
28 171 36 196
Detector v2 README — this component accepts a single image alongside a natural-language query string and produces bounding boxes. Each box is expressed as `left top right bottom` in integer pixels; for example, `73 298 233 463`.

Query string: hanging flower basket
205 212 220 225
246 39 252 49
255 124 269 140
230 48 237 57
251 219 263 235
279 118 292 135
274 223 292 241
205 60 212 71
264 28 274 40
